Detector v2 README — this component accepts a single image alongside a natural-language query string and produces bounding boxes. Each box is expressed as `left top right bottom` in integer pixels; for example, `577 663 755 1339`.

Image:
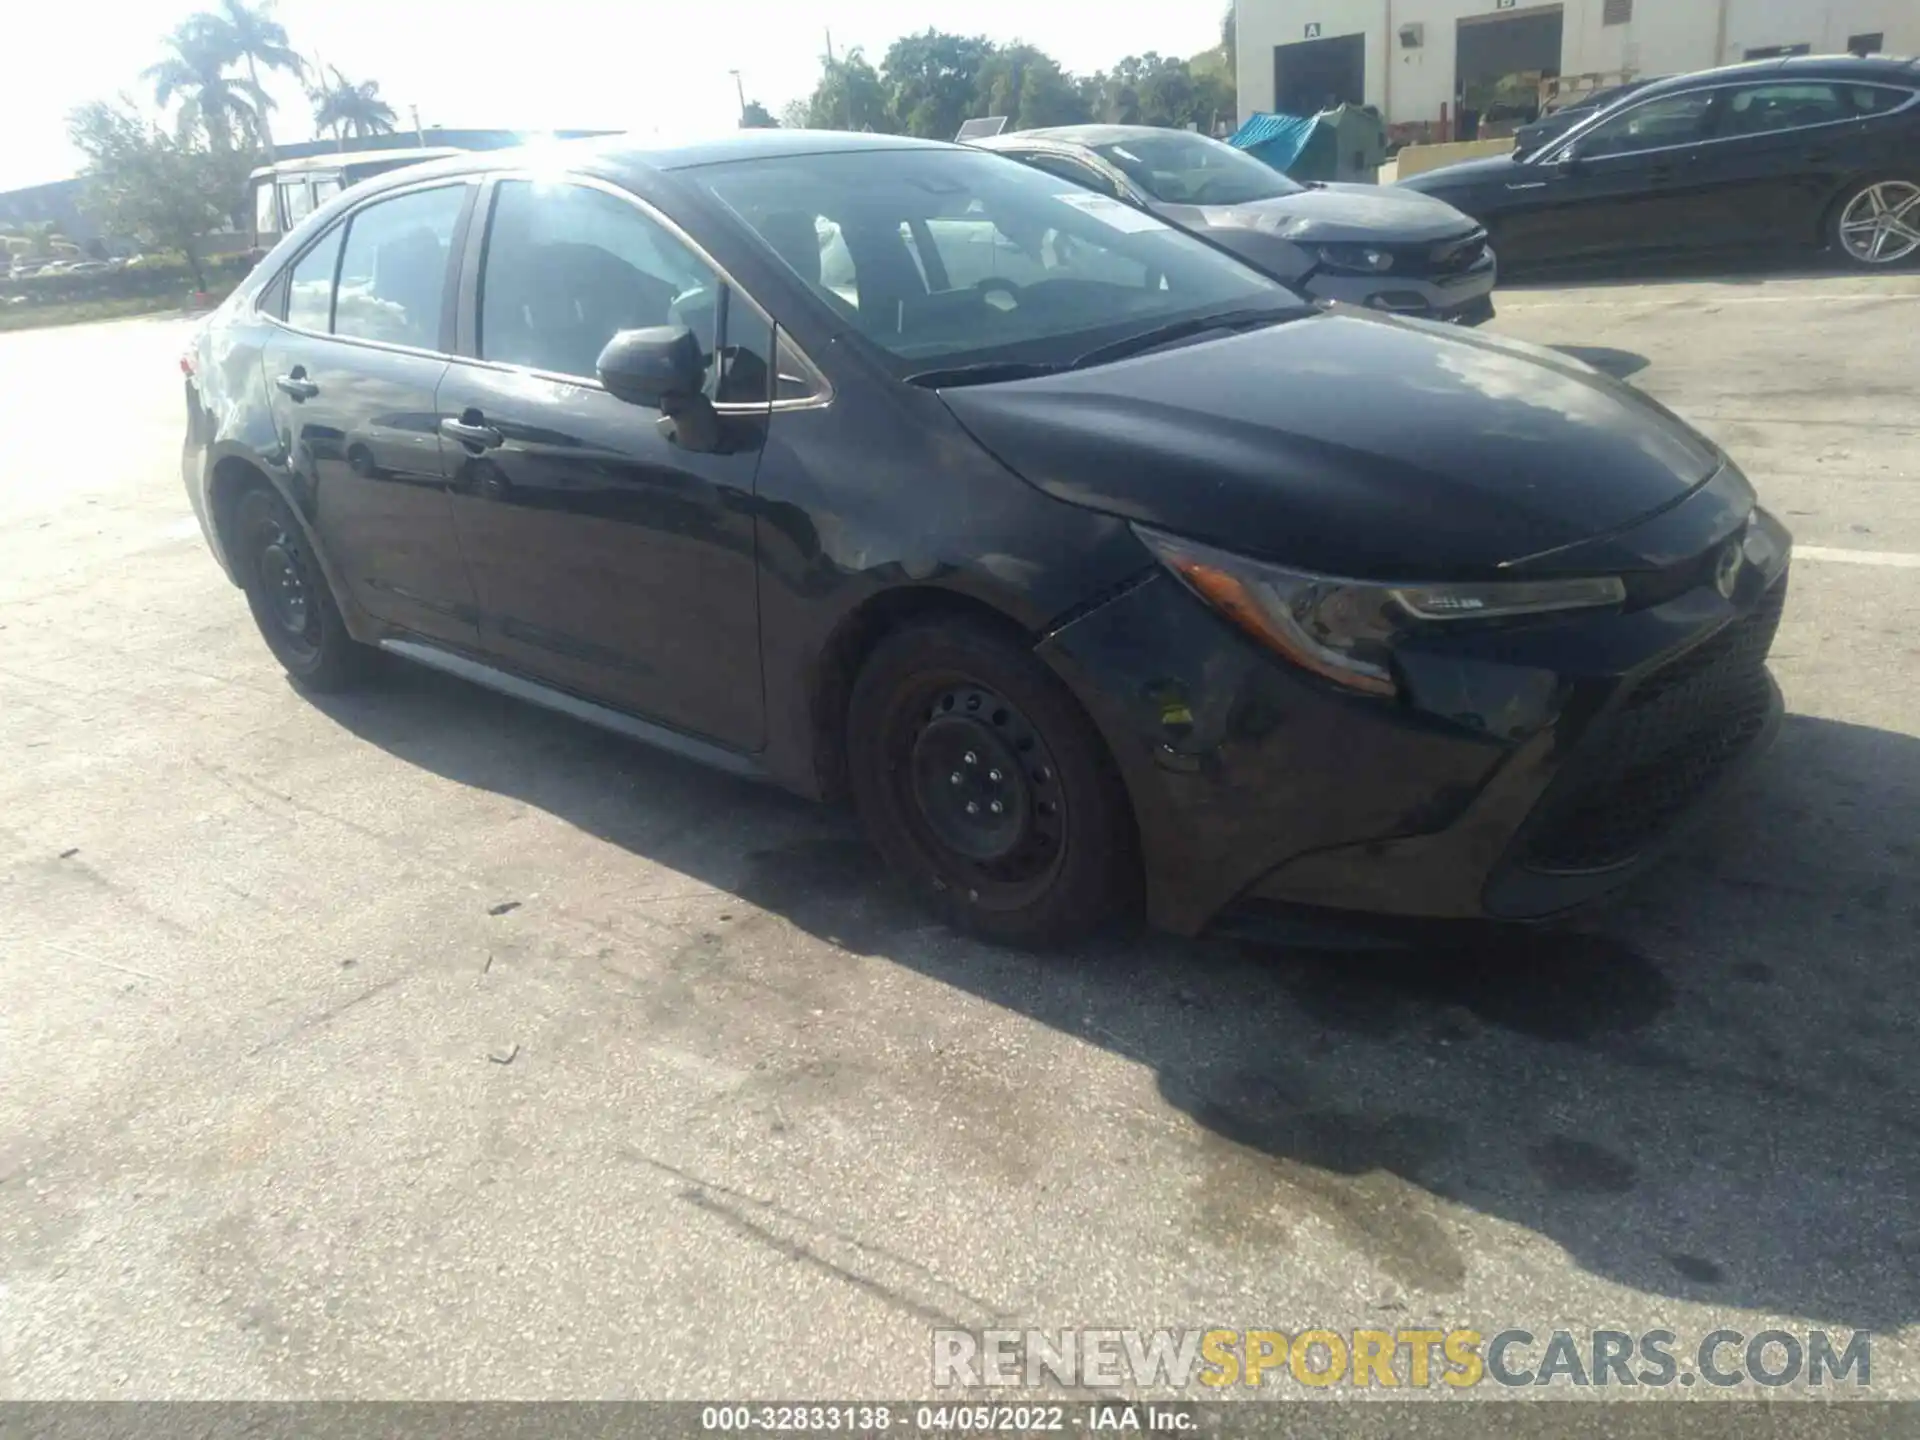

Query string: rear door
258 179 480 645
436 175 771 750
1499 88 1722 261
1689 80 1906 250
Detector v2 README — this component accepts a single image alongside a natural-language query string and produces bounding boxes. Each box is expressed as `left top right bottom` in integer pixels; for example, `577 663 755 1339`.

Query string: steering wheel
975 277 1024 312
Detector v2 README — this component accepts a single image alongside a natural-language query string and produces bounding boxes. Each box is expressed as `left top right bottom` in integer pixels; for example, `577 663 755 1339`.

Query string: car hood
1397 155 1528 194
1193 182 1477 243
937 310 1724 579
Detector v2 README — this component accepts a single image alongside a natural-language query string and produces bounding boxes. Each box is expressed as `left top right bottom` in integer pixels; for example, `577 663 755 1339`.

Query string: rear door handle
440 414 503 449
274 370 319 401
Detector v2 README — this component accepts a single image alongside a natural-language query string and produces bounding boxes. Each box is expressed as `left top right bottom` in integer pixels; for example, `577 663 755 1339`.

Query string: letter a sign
1305 21 1323 37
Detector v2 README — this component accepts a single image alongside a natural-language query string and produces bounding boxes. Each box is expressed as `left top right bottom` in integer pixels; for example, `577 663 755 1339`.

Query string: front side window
1090 133 1305 205
333 185 466 349
1575 90 1716 157
1720 83 1846 137
313 177 343 206
694 147 1293 372
479 180 719 381
284 226 343 331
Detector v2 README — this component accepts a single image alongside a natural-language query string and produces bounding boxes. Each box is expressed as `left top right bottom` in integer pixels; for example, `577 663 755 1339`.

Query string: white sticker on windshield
1052 191 1166 234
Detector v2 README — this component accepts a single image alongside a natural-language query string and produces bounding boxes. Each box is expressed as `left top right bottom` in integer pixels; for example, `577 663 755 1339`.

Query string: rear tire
232 485 370 692
845 618 1139 949
1828 175 1920 270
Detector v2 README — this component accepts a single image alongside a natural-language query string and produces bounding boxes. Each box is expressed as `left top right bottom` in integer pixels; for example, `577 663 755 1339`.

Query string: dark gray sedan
973 124 1496 324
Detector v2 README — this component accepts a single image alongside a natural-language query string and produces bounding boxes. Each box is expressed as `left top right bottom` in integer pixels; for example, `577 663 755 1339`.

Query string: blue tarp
1226 111 1317 171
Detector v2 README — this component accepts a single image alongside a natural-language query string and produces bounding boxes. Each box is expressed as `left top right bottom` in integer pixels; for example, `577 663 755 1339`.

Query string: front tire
846 619 1140 949
233 485 369 692
1829 176 1920 270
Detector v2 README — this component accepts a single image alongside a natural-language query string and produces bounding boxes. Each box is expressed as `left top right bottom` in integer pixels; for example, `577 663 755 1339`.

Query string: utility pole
729 69 747 124
825 27 853 130
410 104 425 146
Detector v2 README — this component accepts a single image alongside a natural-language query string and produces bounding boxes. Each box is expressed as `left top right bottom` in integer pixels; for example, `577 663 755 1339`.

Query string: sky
2 0 1226 192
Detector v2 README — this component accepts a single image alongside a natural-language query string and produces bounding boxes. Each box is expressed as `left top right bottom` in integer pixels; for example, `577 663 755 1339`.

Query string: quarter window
479 180 720 381
1576 91 1715 157
332 185 466 349
284 226 342 331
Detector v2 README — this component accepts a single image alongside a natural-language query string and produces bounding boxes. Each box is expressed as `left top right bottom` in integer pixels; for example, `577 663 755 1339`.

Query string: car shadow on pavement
312 667 1920 1332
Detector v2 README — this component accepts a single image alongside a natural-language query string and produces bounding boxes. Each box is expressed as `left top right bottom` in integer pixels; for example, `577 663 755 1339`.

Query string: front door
1496 87 1721 262
438 176 770 751
259 181 479 646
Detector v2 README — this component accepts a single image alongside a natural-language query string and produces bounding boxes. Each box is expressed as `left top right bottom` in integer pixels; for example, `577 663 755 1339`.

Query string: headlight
1135 525 1626 697
1315 243 1395 273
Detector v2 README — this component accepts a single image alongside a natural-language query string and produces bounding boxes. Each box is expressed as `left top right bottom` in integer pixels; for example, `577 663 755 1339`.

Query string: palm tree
141 20 267 152
312 67 398 144
193 0 303 158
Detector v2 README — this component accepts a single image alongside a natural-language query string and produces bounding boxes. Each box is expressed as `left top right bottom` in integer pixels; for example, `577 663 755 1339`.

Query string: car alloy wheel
1837 180 1920 266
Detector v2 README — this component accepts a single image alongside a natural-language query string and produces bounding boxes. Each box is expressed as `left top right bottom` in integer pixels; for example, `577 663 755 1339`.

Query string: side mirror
596 325 704 407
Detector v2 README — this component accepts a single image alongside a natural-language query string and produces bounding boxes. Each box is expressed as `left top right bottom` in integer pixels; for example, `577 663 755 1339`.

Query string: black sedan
183 131 1790 947
1401 55 1920 269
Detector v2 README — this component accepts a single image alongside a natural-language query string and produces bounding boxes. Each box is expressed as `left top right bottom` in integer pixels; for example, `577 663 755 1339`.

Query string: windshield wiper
903 360 1065 389
1067 307 1305 371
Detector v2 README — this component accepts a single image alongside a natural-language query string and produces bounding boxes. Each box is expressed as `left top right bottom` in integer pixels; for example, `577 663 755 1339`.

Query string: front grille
1521 578 1786 871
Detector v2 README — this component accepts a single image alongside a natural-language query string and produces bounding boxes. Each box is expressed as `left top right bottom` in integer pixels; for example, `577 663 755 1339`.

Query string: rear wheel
1830 177 1920 269
233 486 369 691
846 619 1139 949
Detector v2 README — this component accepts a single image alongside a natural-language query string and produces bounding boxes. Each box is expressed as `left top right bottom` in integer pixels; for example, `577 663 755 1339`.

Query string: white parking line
1795 545 1920 569
1504 291 1920 308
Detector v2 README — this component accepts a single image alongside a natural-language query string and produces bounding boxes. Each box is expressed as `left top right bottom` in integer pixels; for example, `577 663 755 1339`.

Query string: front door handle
274 369 319 401
440 413 503 450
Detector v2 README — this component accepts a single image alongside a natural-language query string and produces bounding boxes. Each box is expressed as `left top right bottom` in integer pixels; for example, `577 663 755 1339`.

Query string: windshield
690 147 1298 372
1090 132 1305 206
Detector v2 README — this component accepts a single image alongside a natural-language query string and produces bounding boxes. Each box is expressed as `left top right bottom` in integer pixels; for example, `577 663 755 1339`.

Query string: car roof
1631 52 1918 101
334 129 959 199
973 124 1207 150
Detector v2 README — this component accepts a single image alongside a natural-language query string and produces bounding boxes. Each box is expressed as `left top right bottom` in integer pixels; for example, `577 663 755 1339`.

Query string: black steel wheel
847 618 1138 948
233 486 369 691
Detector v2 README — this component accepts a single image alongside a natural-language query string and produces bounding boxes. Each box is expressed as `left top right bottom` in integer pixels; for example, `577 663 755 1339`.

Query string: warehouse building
1234 0 1919 135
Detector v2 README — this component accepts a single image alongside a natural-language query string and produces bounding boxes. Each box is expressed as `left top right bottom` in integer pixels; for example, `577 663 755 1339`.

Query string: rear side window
1017 152 1122 199
1720 83 1846 136
281 180 314 226
285 227 342 331
253 181 279 239
1848 84 1912 115
333 185 466 349
479 180 719 380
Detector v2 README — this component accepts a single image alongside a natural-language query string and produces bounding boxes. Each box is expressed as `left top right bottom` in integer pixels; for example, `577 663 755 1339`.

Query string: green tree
779 97 811 129
804 48 891 132
312 67 398 142
192 0 304 158
972 44 1088 130
739 100 779 129
1223 2 1238 73
141 20 268 152
880 29 995 138
68 98 255 289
